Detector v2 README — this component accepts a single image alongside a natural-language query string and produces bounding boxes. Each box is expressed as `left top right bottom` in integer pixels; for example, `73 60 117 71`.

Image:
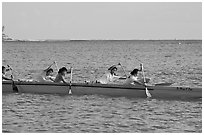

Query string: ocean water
2 40 202 133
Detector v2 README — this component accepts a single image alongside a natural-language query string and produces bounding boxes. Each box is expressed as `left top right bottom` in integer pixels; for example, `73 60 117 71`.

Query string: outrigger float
2 81 202 100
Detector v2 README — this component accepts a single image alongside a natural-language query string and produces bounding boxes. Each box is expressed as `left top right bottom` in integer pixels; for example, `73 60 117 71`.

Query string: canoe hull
2 81 202 100
2 81 13 93
150 86 201 100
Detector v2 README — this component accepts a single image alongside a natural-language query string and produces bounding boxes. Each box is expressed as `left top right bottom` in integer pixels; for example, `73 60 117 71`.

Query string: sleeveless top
54 73 64 83
98 72 116 84
35 71 53 82
124 75 138 85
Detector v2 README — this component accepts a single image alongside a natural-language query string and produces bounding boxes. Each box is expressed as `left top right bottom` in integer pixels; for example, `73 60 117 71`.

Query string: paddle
54 61 59 71
135 57 172 86
11 75 18 92
141 64 151 98
68 67 73 94
7 65 18 93
118 63 128 78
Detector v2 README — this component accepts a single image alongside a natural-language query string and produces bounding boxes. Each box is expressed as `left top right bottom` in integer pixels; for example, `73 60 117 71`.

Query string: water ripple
2 40 202 132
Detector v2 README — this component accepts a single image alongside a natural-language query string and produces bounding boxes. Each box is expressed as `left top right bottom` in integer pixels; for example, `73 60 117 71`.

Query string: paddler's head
108 65 117 74
46 68 53 76
130 69 139 76
2 66 10 74
2 66 6 74
58 67 69 75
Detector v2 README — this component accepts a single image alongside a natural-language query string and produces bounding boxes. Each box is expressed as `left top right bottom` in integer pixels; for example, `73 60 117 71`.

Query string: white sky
2 2 202 40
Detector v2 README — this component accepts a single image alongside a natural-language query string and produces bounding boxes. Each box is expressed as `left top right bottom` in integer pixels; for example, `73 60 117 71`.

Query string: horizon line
2 39 202 42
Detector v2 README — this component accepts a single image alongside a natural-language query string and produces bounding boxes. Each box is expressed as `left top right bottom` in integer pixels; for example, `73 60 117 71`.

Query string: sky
2 2 202 40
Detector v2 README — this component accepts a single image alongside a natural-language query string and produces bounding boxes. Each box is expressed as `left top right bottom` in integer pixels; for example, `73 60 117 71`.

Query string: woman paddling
54 67 71 83
125 64 150 85
2 66 12 81
96 65 125 84
34 62 56 82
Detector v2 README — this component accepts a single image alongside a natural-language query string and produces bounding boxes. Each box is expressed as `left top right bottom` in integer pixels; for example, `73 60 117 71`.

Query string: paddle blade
12 81 18 93
68 89 72 95
145 87 152 98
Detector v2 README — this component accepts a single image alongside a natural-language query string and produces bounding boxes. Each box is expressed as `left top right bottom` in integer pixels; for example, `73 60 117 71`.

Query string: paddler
124 64 150 85
34 62 56 82
96 65 125 84
54 67 71 83
2 66 12 81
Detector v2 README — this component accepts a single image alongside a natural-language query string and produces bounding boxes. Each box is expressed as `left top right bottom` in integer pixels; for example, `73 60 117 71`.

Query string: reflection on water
2 93 202 133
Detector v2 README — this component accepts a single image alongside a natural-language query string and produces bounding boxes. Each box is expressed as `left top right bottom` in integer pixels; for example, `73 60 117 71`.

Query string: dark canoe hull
2 81 202 100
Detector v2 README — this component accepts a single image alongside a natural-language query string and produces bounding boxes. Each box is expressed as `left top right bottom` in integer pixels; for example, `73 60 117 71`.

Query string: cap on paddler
130 68 139 75
58 67 67 73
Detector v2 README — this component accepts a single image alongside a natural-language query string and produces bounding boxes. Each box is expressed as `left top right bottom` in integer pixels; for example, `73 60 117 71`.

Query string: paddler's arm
133 80 145 86
118 75 127 80
47 76 55 82
113 74 127 80
2 75 12 81
61 76 68 84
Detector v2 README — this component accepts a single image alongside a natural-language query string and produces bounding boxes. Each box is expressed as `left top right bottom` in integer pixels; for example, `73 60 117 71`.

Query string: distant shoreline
2 39 202 42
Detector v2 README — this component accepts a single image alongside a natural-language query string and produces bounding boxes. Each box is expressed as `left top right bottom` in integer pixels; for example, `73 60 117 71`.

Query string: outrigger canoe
2 81 202 100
